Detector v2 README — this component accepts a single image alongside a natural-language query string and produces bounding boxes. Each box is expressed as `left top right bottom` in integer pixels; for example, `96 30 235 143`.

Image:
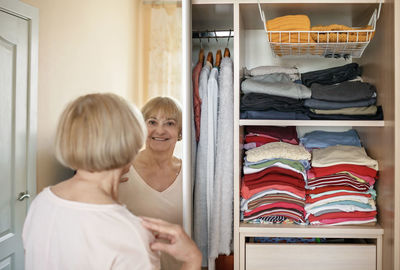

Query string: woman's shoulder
93 208 161 268
172 157 182 175
172 156 182 167
173 156 182 164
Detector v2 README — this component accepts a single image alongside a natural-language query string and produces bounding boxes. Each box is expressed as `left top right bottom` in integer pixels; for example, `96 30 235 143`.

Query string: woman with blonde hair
119 96 184 270
22 93 201 270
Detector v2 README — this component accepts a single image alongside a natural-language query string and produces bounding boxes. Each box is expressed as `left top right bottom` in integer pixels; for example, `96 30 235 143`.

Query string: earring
178 134 182 141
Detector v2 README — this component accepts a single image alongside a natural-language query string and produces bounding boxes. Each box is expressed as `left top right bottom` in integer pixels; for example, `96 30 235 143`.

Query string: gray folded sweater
241 73 311 100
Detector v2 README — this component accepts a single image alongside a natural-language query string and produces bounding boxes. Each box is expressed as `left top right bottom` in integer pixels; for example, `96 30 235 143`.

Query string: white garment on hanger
193 61 212 267
209 57 234 269
206 66 219 268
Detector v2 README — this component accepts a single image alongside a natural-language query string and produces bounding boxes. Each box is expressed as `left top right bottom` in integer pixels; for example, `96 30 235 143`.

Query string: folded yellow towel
266 15 314 43
311 24 375 43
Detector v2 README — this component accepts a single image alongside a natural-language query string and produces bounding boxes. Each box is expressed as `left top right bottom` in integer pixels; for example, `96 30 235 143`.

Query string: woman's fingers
149 241 173 254
119 176 129 183
140 216 202 266
155 232 174 242
141 217 178 238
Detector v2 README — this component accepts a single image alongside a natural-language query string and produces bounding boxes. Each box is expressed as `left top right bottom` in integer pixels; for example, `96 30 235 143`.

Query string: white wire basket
257 1 382 58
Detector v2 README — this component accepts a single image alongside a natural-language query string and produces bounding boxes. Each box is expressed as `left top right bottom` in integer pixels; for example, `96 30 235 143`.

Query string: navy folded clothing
311 81 376 102
241 110 310 120
241 93 307 112
301 63 361 87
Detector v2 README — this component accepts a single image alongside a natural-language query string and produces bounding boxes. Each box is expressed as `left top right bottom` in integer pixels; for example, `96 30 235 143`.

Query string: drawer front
246 243 376 270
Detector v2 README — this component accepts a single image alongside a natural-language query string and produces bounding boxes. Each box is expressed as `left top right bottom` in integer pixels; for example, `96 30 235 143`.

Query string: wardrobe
189 0 399 269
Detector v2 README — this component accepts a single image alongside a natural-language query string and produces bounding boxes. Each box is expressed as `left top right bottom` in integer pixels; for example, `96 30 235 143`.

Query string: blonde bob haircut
55 93 146 172
141 96 182 135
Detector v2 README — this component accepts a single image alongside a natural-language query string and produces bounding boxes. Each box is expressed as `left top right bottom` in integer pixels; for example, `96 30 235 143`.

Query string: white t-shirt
119 165 183 270
22 187 160 270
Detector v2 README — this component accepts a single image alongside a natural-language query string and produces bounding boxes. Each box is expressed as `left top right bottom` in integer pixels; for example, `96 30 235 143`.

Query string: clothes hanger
199 48 204 65
215 30 222 67
216 50 222 67
207 51 214 66
198 37 204 65
206 31 213 66
224 30 231 58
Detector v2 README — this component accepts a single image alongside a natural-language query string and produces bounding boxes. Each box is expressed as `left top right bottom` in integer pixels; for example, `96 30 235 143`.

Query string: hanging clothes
193 61 212 267
206 65 219 269
209 56 234 269
193 60 203 142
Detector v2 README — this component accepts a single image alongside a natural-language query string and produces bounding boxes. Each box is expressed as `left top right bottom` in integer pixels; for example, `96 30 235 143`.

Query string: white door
0 1 38 269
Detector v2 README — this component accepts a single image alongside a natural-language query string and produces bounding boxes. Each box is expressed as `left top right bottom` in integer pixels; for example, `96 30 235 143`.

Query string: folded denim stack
240 66 311 120
300 130 378 226
301 63 383 120
241 127 310 224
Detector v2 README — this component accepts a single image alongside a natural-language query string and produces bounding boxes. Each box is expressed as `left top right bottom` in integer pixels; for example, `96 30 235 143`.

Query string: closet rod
192 30 234 39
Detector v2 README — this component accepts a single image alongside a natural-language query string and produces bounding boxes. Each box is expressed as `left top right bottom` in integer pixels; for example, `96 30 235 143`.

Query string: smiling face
145 110 180 153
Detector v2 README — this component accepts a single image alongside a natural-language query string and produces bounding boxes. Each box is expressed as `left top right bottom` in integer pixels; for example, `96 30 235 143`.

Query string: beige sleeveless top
119 165 183 270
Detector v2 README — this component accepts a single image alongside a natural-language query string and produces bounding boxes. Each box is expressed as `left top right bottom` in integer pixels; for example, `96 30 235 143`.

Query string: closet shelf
244 0 383 3
239 120 385 127
239 223 384 238
258 1 381 58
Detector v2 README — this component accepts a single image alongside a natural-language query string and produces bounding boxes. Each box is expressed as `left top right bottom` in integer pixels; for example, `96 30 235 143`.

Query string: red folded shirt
245 126 299 144
309 164 377 178
244 135 279 144
244 172 305 186
308 211 377 222
241 182 306 199
243 180 304 191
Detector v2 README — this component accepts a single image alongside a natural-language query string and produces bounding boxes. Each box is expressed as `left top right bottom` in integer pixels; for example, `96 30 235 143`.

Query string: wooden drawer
245 243 376 270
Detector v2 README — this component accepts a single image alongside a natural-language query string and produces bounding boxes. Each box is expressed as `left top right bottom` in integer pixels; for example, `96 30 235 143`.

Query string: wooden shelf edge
239 119 385 127
239 223 384 238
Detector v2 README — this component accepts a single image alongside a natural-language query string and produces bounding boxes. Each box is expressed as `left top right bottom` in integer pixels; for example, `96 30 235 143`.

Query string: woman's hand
141 216 202 270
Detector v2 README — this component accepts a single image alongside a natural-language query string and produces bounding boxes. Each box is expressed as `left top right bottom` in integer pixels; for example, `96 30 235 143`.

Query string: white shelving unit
258 0 382 58
190 1 399 269
239 120 385 127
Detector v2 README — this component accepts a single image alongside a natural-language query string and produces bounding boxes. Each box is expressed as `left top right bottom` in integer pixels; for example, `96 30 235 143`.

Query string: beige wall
21 0 141 192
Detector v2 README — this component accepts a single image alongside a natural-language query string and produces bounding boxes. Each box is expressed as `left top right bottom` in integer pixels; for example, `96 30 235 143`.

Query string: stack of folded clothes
301 129 378 226
241 126 310 224
240 66 311 120
301 63 383 120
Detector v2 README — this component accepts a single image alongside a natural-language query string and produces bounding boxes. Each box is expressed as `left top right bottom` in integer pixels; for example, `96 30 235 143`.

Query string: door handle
17 191 31 201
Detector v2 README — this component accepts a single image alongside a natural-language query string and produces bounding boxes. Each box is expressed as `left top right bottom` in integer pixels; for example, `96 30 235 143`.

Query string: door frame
0 0 38 203
181 0 192 237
